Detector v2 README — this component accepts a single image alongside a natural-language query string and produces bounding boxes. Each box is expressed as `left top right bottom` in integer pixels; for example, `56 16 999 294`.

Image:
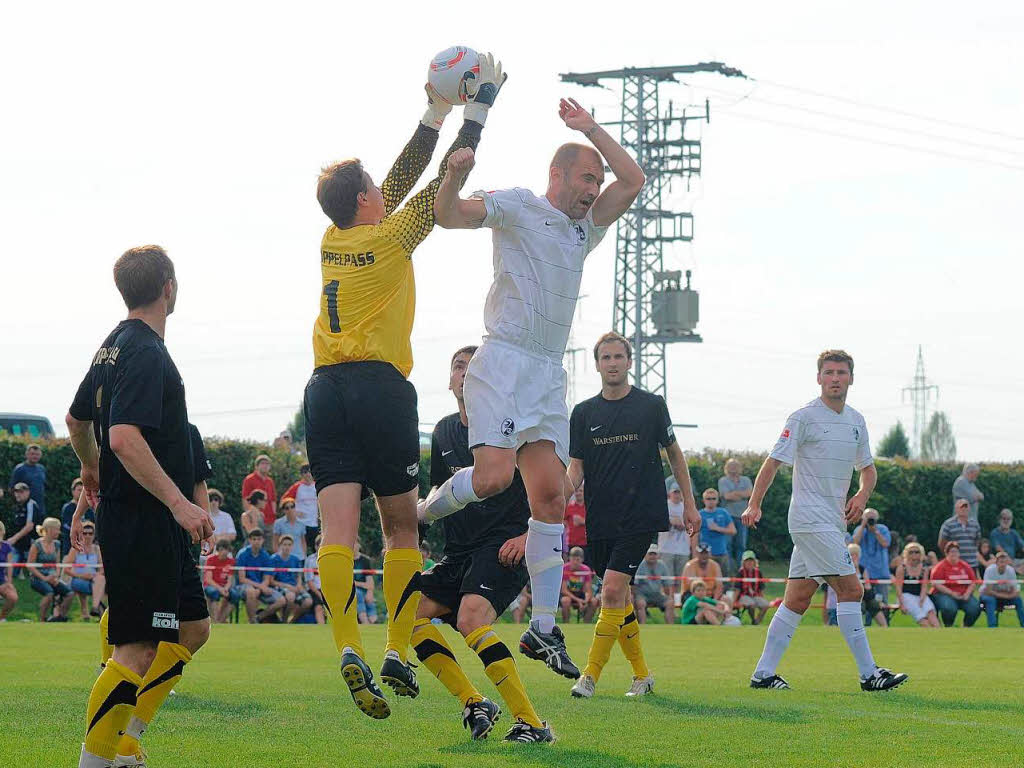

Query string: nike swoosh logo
553 547 563 553
590 425 602 432
544 220 554 226
479 584 493 591
442 450 454 456
626 632 638 639
627 564 637 569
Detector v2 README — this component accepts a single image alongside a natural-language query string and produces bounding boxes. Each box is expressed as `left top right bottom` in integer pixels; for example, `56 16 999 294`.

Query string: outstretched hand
559 98 596 134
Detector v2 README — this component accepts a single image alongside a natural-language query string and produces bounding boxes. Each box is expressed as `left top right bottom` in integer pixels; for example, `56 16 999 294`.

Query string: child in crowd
204 539 237 623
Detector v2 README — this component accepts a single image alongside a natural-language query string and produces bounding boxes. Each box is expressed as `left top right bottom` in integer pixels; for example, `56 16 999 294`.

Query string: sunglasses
83 530 95 534
282 504 295 510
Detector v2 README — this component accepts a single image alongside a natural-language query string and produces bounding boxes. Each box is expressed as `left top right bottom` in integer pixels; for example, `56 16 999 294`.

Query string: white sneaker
570 673 596 698
625 674 655 697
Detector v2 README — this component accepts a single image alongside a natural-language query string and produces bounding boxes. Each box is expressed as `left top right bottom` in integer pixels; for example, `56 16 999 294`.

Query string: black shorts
586 531 657 584
98 501 208 645
304 361 420 498
418 546 529 624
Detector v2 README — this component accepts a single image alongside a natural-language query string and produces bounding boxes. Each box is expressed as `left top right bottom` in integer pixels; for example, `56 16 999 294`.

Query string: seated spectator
926 550 939 567
63 520 105 620
698 488 735 575
848 543 888 627
681 581 736 625
560 546 598 622
232 529 285 623
980 551 1024 628
930 542 981 627
976 538 995 578
240 490 267 538
893 542 940 627
0 522 19 620
8 482 41 569
353 540 377 625
634 545 675 624
682 544 724 601
203 539 237 624
273 497 307 556
989 509 1024 573
27 517 70 622
60 478 95 557
284 464 320 552
510 584 531 623
658 481 691 597
208 490 237 544
735 551 769 625
270 535 313 623
305 534 326 624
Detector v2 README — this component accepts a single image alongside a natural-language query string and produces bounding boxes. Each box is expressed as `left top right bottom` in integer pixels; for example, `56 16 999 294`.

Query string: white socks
837 601 877 678
753 603 802 679
525 518 565 634
421 466 482 522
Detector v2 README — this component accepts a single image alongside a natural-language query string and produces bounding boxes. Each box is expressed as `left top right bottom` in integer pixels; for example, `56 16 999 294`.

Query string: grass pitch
3 621 1021 767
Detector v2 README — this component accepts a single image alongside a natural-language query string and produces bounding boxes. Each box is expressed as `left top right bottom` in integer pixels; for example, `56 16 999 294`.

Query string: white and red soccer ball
428 46 480 105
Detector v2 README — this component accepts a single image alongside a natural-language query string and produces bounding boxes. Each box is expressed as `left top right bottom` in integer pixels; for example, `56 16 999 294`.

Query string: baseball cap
13 482 29 491
647 544 659 555
254 454 271 466
696 543 710 553
742 550 757 562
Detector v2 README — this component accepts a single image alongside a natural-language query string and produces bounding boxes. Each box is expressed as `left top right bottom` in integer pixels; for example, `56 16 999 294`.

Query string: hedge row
2 437 1021 559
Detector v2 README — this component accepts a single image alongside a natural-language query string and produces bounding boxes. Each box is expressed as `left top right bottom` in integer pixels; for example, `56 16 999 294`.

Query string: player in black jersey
566 332 700 700
66 246 215 768
413 346 553 744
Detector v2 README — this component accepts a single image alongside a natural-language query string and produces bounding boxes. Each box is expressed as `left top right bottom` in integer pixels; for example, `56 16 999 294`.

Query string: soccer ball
428 46 480 105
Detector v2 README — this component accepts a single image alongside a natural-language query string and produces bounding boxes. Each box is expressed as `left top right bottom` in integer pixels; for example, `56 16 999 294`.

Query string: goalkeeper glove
421 83 452 131
464 52 507 127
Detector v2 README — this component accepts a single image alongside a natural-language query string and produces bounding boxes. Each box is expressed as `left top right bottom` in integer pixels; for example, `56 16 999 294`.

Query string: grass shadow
166 693 268 719
834 692 1019 714
442 741 682 768
640 695 811 724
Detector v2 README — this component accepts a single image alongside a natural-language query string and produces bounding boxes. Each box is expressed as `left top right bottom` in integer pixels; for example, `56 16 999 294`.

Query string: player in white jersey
743 350 908 692
421 98 645 678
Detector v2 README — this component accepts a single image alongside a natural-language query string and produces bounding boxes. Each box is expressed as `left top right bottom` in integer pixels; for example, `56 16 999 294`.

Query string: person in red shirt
560 547 598 622
930 541 982 627
736 551 770 625
564 485 587 549
203 539 237 624
241 454 277 528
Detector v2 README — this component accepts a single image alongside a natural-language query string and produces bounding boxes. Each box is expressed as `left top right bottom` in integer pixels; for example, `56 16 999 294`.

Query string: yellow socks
383 548 422 663
116 642 191 757
465 625 542 728
99 608 112 666
583 606 625 682
84 659 141 761
411 618 482 706
618 603 650 679
318 544 364 658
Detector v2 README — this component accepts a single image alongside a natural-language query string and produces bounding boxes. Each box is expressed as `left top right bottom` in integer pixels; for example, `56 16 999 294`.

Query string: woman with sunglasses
892 543 939 627
63 521 106 620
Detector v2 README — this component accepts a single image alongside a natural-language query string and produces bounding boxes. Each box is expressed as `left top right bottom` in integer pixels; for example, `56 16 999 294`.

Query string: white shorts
901 592 936 623
788 530 856 585
464 339 569 465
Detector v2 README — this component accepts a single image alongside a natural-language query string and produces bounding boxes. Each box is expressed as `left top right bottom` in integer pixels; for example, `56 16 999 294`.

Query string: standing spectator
989 509 1024 570
938 499 983 571
7 482 41 569
718 458 753 578
63 520 106 620
893 543 940 628
60 478 95 557
240 490 268 538
976 539 995 578
241 454 277 531
306 534 326 624
271 535 313 623
698 489 735 575
208 489 237 544
851 508 892 605
203 539 236 624
0 522 19 620
9 443 47 517
273 497 308 556
234 529 285 623
930 542 982 627
353 540 377 625
952 463 984 520
560 546 598 622
735 551 769 625
564 485 587 551
633 545 675 624
681 581 733 625
657 481 692 597
980 551 1024 627
27 517 70 622
284 464 320 553
682 544 724 600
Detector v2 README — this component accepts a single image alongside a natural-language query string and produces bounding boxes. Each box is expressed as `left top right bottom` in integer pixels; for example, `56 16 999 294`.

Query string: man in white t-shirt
742 350 907 693
208 489 236 544
421 97 646 681
284 464 320 553
658 481 691 596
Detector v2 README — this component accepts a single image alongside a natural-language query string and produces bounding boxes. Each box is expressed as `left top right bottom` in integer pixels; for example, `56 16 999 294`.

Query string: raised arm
558 98 645 227
381 122 442 216
433 148 487 229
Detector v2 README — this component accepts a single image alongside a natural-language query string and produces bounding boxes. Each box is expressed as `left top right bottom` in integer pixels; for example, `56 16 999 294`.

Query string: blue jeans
932 592 981 627
356 588 377 619
30 577 70 598
729 517 748 570
980 594 1024 627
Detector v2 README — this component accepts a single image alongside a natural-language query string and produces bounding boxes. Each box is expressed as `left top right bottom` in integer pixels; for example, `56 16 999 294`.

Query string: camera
866 518 876 527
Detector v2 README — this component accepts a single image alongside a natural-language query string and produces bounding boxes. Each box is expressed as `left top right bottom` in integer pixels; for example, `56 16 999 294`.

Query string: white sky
3 2 1022 461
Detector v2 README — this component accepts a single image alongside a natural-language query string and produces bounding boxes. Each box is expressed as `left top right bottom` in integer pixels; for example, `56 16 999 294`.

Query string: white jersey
474 188 608 361
769 397 873 534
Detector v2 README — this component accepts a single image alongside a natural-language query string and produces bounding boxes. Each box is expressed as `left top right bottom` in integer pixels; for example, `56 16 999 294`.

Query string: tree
920 411 957 462
876 421 910 459
286 407 305 443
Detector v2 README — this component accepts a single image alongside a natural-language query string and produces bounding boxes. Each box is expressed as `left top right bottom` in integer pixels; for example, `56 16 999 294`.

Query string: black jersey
69 319 194 510
429 413 529 556
569 386 675 541
189 424 213 485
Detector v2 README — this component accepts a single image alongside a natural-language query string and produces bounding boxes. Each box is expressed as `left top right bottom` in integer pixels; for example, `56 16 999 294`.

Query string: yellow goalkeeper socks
465 625 542 728
84 659 141 761
583 606 625 682
117 642 191 757
383 548 422 663
411 618 482 706
618 603 650 679
99 608 112 666
318 545 364 659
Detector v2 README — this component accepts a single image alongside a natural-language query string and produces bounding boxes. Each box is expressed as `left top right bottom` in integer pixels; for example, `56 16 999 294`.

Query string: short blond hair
847 543 861 557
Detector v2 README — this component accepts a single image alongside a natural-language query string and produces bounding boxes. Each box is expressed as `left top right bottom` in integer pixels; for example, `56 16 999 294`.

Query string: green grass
3 620 1022 767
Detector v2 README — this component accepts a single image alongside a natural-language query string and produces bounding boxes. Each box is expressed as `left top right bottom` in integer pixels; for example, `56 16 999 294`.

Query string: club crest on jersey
573 223 586 242
500 418 515 436
780 428 791 439
853 427 860 441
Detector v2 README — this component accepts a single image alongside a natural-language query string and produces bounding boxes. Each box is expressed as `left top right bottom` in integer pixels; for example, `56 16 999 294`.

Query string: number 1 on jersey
323 280 341 332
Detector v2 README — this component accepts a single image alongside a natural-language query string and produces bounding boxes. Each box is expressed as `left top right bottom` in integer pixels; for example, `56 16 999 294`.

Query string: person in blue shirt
270 535 313 623
9 443 47 517
698 488 735 575
851 508 892 613
990 509 1024 570
233 529 285 623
